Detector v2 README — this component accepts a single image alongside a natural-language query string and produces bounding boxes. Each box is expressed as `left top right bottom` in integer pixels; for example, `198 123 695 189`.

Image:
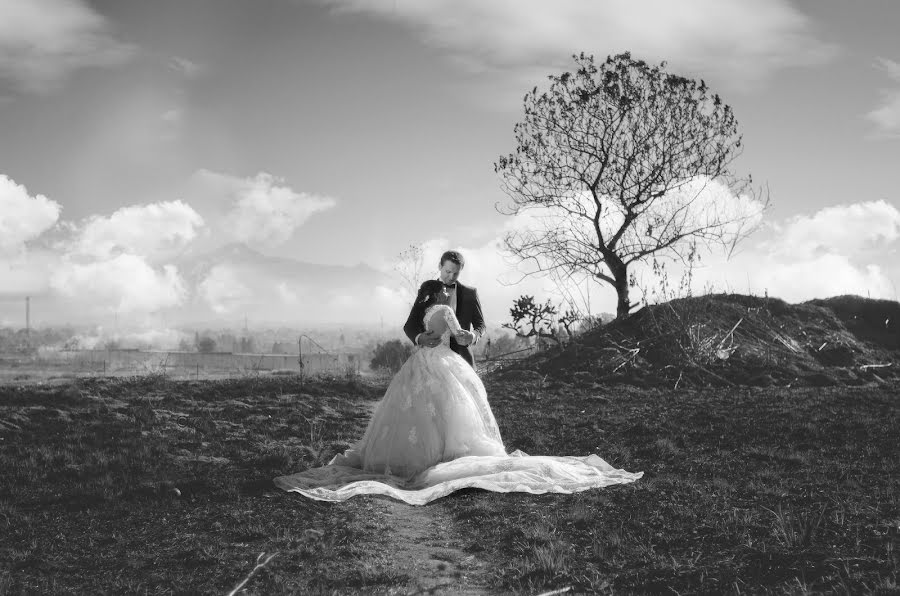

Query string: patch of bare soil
373 498 492 595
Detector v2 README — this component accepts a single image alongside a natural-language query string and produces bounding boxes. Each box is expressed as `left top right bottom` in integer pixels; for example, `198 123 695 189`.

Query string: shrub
370 339 412 373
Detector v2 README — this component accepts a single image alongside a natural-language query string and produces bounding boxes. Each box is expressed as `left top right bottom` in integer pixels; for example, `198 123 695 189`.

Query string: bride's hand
454 330 475 346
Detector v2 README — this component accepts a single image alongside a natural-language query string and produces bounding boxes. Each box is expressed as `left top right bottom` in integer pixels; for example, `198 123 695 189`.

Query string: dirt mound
497 294 899 388
809 295 900 351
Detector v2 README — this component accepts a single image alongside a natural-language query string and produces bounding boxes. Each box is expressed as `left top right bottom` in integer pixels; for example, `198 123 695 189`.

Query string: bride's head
416 280 450 308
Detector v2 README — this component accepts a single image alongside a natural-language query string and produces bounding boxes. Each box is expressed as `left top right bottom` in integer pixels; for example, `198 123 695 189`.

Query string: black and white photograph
1 0 898 594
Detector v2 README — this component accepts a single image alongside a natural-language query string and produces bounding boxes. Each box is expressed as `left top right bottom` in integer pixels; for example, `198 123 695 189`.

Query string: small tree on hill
197 337 216 353
370 339 413 373
558 308 581 338
503 295 561 343
495 52 767 320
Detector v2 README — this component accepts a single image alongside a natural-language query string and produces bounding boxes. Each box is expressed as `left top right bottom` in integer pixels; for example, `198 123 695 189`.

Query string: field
1 370 898 595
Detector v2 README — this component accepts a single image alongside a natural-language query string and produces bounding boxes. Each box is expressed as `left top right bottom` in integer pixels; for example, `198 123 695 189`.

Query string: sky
1 0 899 332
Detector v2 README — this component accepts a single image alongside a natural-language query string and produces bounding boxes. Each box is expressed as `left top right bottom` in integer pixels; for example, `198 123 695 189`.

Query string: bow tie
442 283 457 290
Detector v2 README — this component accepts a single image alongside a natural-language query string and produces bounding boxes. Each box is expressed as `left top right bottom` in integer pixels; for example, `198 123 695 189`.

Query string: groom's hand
417 331 441 348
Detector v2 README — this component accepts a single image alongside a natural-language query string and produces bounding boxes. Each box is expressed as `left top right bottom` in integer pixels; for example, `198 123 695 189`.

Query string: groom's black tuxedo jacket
403 281 486 368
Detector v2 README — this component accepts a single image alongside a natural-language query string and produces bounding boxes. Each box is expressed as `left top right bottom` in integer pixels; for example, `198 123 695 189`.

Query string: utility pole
25 296 30 350
297 335 304 372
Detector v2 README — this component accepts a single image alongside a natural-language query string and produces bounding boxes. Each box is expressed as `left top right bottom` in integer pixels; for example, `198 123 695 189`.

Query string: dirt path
374 499 491 595
353 400 493 595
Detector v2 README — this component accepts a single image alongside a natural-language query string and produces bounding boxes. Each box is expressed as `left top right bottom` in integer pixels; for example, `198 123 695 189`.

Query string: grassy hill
501 294 900 388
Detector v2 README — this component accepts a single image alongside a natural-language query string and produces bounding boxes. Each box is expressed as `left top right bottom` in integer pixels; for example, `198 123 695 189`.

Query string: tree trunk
613 265 630 320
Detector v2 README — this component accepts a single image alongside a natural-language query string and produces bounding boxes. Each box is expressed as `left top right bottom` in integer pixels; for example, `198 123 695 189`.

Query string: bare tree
393 243 426 303
495 52 767 320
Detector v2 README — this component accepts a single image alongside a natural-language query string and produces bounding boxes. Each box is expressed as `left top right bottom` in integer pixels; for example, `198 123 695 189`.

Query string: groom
403 250 486 368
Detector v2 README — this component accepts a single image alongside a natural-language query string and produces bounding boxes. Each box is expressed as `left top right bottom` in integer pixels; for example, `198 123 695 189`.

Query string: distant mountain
174 243 391 288
169 243 404 325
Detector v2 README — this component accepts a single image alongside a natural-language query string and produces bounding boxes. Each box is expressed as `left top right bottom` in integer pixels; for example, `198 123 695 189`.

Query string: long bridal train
274 449 642 506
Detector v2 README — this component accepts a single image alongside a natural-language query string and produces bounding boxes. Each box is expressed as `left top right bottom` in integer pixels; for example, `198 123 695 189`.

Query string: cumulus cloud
0 250 57 298
0 174 61 253
0 0 134 93
767 200 900 259
73 200 204 258
631 200 900 304
321 0 834 88
866 57 900 138
744 254 892 303
197 265 253 314
50 254 186 314
190 169 337 248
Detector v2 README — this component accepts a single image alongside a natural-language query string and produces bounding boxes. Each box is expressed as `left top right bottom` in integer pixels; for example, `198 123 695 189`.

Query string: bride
275 280 642 505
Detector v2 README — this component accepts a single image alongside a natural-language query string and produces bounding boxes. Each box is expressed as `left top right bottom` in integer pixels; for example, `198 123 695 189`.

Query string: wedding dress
274 304 642 505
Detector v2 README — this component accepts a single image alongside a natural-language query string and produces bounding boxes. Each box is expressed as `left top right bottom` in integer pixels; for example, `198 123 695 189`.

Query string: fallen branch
611 348 640 373
226 551 278 596
858 363 892 370
536 588 572 596
716 317 744 351
772 333 800 353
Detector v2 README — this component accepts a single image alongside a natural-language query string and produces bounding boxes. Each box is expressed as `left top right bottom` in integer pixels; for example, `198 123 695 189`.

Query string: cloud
168 56 202 78
768 200 900 259
0 174 61 253
634 200 900 304
866 57 900 138
50 254 187 314
191 170 337 248
322 0 834 88
0 249 57 298
745 254 892 303
0 0 134 93
73 200 204 258
672 249 895 304
197 265 253 314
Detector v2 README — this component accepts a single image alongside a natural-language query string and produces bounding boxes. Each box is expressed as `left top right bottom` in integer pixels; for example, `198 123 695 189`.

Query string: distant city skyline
1 0 898 329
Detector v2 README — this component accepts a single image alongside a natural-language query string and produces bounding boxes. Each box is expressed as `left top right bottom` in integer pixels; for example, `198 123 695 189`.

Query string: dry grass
0 374 407 595
2 360 898 594
440 376 900 594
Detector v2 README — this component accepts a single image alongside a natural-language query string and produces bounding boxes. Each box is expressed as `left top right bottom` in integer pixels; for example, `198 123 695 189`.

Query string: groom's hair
440 250 465 268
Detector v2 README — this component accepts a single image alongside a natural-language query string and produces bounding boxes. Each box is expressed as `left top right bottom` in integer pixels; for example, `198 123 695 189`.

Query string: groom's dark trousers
403 281 486 368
